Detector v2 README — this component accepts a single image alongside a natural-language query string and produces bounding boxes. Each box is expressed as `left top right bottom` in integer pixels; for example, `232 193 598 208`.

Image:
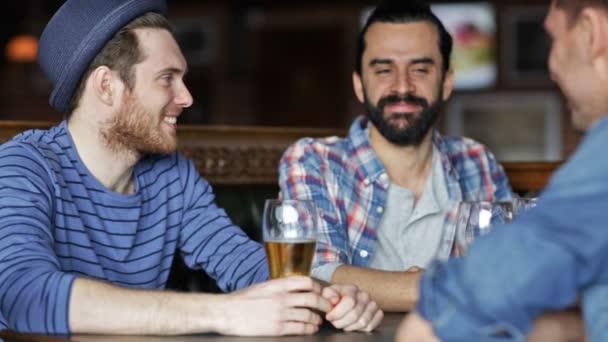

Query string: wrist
199 293 232 334
181 292 229 334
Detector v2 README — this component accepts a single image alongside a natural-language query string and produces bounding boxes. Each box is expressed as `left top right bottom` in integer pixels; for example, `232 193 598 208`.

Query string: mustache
378 93 429 110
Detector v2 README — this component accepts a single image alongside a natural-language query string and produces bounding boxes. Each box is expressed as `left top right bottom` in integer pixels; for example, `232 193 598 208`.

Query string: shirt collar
433 130 459 182
347 116 459 184
347 116 387 184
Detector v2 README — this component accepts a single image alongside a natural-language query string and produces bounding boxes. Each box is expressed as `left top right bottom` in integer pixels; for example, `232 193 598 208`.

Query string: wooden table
0 313 403 342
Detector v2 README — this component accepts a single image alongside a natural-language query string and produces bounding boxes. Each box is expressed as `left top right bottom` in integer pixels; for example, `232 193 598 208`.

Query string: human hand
216 276 332 336
395 311 440 342
321 284 383 332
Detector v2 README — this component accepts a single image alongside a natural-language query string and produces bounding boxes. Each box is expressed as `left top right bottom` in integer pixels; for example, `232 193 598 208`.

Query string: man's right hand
215 276 332 336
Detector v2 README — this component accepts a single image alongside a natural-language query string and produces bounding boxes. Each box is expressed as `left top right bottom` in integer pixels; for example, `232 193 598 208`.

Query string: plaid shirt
279 116 514 269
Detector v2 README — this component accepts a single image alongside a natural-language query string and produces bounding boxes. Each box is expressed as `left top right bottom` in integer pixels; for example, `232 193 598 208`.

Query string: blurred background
0 0 580 160
0 0 569 292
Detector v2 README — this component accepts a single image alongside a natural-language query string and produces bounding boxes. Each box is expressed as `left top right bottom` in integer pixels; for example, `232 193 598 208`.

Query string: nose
175 80 193 108
392 70 414 95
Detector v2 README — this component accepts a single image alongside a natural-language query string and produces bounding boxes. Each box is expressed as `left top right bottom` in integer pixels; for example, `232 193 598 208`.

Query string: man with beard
0 0 383 336
279 0 514 312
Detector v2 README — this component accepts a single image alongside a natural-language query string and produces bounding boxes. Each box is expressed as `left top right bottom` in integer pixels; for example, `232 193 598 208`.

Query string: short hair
67 12 171 115
355 0 453 75
556 0 608 22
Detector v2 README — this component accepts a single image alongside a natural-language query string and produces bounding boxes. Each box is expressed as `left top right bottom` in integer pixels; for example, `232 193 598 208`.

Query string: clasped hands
217 276 384 336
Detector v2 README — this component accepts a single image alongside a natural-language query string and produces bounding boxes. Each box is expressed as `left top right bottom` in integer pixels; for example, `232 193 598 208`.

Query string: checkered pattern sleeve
278 138 351 267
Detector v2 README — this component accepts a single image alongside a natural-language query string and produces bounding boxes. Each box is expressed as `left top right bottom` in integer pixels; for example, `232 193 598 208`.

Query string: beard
101 93 178 156
364 89 444 146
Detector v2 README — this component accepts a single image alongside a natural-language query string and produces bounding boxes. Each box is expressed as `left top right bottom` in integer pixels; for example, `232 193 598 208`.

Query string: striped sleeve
0 144 76 334
176 155 268 292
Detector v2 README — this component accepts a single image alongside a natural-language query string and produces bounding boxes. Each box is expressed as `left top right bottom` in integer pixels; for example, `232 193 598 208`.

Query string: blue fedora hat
38 0 168 113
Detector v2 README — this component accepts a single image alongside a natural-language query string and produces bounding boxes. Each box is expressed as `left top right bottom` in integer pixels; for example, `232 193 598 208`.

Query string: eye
159 74 173 86
414 68 429 74
375 69 391 75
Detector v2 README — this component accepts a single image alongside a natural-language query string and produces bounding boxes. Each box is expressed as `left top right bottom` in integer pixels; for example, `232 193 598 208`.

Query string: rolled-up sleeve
278 139 350 271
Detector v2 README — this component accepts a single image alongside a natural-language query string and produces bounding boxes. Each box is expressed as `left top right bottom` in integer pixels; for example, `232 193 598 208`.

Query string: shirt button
359 250 369 258
363 178 370 186
376 206 384 214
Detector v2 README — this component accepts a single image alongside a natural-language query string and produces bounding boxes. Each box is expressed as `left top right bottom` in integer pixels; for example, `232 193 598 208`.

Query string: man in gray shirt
279 0 513 312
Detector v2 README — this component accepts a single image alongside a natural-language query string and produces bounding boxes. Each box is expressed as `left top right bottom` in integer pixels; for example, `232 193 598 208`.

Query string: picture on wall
431 2 497 90
502 6 552 85
445 92 562 161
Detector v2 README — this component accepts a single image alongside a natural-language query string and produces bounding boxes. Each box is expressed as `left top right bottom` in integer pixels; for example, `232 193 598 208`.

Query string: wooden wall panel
0 121 559 192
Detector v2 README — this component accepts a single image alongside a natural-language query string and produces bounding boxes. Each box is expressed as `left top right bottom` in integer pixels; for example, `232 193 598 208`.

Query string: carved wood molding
176 124 342 185
0 121 560 190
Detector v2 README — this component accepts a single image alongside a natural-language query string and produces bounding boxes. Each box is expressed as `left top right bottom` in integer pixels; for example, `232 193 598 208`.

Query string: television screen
431 3 497 90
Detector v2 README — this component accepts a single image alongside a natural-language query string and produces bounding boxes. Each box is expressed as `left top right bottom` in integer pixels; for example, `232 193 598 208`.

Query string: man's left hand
321 284 384 332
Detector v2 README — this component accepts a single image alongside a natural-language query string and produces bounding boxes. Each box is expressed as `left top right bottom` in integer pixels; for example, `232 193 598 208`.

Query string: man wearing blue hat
0 0 382 336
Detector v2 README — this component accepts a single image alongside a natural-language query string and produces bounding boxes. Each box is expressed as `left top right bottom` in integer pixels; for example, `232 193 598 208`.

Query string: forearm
331 265 419 311
528 311 585 342
69 277 226 335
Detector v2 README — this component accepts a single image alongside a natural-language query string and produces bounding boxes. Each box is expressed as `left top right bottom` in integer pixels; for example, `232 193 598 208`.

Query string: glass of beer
454 201 514 255
262 199 317 279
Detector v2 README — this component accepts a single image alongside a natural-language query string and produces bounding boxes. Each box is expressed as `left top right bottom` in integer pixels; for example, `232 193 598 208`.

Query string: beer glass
454 201 514 255
262 199 317 279
514 197 538 215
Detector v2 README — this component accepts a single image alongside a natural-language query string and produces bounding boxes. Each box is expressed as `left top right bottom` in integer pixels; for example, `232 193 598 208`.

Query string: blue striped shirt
0 121 268 334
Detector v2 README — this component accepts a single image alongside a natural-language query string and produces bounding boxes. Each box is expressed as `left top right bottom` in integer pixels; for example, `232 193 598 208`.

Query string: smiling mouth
385 102 421 112
163 116 177 125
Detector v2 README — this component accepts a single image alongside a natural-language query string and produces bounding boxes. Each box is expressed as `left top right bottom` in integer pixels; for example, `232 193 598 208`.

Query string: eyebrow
369 57 436 68
369 58 394 67
410 57 435 66
156 66 188 76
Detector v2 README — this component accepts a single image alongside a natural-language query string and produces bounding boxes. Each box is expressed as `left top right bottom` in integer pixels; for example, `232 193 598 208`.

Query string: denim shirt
417 116 608 341
279 116 514 273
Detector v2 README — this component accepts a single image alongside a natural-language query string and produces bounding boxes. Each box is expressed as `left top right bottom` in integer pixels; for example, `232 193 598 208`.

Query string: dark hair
68 12 171 115
555 0 608 23
355 0 452 75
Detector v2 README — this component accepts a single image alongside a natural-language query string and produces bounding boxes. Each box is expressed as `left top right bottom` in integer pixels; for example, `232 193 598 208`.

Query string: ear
578 7 608 63
441 67 455 101
90 66 121 107
352 71 365 104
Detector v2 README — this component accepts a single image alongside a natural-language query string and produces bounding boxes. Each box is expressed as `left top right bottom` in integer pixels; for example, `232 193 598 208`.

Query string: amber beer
264 239 316 279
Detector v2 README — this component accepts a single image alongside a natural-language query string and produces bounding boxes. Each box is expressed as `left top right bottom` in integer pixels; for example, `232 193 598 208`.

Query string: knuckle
307 310 316 323
309 293 321 307
344 295 356 307
304 277 315 289
306 323 318 335
356 319 367 330
359 291 371 302
346 311 360 324
276 293 288 306
346 284 359 294
301 293 321 309
368 300 379 313
273 321 285 335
